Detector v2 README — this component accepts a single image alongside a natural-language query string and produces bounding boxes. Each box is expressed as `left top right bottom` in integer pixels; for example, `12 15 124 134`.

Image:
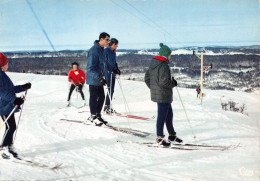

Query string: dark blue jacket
104 46 117 83
0 69 23 115
86 40 105 86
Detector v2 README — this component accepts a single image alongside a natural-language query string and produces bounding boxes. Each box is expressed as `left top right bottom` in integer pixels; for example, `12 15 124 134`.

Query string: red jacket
68 68 86 85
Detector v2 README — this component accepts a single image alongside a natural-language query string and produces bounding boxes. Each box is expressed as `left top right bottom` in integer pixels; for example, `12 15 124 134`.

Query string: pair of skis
78 110 154 121
1 155 62 171
60 119 240 151
137 142 240 151
60 118 151 138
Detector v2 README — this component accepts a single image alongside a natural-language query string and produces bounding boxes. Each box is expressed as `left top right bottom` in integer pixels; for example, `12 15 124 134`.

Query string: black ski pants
67 84 85 101
89 85 105 115
1 114 16 147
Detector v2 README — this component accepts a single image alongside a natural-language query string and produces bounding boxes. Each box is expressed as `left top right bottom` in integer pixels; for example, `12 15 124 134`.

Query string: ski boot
103 105 108 112
67 101 70 107
82 100 87 107
96 113 108 125
0 145 20 159
87 114 97 123
168 134 183 143
103 105 111 114
86 115 102 126
1 146 11 159
156 136 171 147
8 145 21 159
104 105 117 115
108 107 117 114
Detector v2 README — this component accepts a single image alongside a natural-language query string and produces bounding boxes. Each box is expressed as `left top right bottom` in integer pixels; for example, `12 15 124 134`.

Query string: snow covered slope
0 72 259 181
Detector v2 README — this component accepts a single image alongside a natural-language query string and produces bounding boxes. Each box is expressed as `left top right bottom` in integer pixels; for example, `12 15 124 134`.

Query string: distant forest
4 48 260 92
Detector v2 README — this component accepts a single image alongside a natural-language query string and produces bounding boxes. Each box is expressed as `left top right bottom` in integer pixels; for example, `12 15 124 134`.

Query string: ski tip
52 163 63 170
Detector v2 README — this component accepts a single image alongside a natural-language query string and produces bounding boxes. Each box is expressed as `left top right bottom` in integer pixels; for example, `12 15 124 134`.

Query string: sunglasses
104 38 110 42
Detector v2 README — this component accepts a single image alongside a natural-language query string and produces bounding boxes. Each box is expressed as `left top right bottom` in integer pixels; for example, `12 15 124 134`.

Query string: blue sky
0 0 259 51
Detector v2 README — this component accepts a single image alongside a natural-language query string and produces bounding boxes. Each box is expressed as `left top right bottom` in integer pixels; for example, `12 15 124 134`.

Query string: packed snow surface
0 72 259 181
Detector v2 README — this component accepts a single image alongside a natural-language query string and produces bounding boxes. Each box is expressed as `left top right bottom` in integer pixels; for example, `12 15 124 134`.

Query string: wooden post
200 52 203 93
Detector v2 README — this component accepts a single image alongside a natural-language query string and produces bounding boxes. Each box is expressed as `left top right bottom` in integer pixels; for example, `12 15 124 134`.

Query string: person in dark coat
145 43 182 146
86 32 110 124
0 52 31 159
196 85 201 98
104 38 121 114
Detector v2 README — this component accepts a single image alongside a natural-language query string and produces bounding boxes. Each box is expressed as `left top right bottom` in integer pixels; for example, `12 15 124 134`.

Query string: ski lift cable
110 0 168 39
122 0 172 36
26 0 56 52
121 0 188 47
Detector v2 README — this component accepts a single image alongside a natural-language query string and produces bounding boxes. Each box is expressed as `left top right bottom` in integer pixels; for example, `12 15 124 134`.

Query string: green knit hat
159 43 171 58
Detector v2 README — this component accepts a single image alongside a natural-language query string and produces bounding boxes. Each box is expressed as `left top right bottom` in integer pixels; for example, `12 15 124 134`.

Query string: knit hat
0 53 8 67
159 43 171 58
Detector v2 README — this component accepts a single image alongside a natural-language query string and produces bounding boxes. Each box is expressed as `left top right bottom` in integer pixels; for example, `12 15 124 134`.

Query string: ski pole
0 105 18 131
175 87 197 142
103 77 108 112
103 73 114 115
105 84 114 115
13 90 28 143
104 83 124 139
109 73 112 109
1 115 10 146
0 105 18 145
116 77 131 114
106 73 113 115
116 77 132 130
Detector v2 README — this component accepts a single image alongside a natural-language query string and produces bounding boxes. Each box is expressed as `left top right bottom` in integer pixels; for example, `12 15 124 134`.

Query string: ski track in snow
0 72 259 181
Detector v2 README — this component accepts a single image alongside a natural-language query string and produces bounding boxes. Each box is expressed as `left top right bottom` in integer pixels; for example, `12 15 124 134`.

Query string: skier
103 38 121 114
196 85 201 98
145 43 182 146
0 52 31 159
67 62 86 107
85 32 110 124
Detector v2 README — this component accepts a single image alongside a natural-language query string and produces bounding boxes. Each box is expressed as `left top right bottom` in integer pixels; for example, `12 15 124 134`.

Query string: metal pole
116 77 131 129
201 52 204 93
13 90 28 143
176 87 197 142
0 106 18 131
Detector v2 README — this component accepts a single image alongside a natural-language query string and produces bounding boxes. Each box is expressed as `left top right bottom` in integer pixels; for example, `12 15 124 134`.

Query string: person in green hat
145 43 182 146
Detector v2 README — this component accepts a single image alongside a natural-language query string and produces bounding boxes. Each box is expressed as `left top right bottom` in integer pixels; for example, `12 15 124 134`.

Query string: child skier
0 52 31 159
145 43 182 146
67 62 86 107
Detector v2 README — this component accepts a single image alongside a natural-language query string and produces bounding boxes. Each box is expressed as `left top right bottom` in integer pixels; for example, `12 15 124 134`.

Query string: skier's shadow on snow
21 138 114 157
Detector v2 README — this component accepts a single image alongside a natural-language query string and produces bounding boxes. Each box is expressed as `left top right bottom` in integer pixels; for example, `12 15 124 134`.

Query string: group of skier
85 33 121 125
0 32 182 159
67 33 121 125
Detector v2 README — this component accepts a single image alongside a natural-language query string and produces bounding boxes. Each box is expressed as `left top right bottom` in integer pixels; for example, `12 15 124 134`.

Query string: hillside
3 46 260 92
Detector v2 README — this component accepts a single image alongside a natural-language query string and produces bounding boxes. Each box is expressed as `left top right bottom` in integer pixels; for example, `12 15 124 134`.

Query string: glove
172 77 177 87
113 68 121 75
13 98 24 106
98 77 107 86
21 83 31 91
113 63 121 75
